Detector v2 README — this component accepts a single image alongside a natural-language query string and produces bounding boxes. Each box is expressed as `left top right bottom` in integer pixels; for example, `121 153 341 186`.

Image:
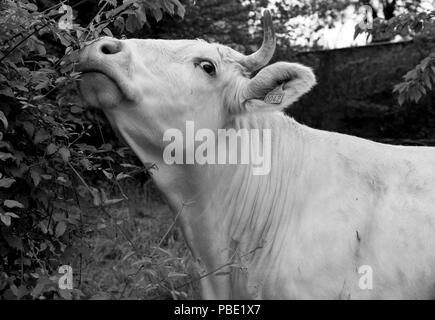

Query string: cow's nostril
100 41 122 55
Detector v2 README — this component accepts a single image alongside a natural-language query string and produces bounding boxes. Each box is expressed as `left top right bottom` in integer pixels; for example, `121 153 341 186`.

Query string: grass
78 180 199 300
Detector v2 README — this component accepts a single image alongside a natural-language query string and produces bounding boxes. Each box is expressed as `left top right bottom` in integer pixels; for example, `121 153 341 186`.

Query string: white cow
78 10 435 299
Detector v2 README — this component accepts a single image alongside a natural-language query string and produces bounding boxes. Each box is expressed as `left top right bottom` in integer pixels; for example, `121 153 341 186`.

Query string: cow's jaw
79 72 124 108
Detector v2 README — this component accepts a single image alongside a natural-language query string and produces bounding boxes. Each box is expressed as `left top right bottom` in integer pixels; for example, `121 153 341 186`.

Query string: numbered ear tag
264 84 285 104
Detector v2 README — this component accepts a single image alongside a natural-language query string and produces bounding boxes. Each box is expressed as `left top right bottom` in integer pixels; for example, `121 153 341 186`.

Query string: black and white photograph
1 0 435 309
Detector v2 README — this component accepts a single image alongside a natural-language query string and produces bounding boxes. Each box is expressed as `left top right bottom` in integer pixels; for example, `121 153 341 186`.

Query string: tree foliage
393 52 435 105
354 7 435 105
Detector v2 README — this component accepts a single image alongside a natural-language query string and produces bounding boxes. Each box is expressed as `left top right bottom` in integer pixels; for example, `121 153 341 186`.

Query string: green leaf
12 83 28 92
22 121 35 138
70 106 83 114
55 221 67 237
126 14 139 32
0 214 11 226
114 16 124 32
58 289 72 300
398 93 405 106
423 73 432 90
167 272 188 278
0 152 15 161
57 176 67 183
57 33 72 47
172 0 185 18
79 158 92 170
120 163 136 168
30 169 41 187
0 111 8 129
38 220 48 234
35 42 46 56
102 27 113 37
47 143 58 155
3 235 23 250
102 169 113 180
3 200 24 209
0 272 8 291
10 284 29 299
58 147 71 162
90 187 102 206
24 3 38 11
161 0 174 15
100 143 112 151
31 282 46 298
151 7 163 22
103 198 124 206
5 212 19 218
116 172 131 180
34 80 50 91
32 95 45 101
0 178 15 188
97 223 106 230
34 128 50 144
0 86 14 97
102 0 117 7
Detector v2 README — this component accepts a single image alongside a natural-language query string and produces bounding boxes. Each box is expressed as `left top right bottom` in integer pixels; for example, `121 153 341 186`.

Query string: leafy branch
354 10 435 105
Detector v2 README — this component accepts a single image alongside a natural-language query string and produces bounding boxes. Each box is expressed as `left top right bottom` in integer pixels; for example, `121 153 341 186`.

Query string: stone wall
279 38 435 143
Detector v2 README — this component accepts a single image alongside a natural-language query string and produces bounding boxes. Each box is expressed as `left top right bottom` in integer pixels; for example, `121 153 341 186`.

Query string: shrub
0 0 185 300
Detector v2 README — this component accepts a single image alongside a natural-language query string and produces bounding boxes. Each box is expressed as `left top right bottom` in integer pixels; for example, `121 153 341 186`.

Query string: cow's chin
79 72 123 109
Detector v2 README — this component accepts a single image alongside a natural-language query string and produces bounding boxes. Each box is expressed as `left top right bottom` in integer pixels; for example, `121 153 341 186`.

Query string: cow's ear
241 62 316 112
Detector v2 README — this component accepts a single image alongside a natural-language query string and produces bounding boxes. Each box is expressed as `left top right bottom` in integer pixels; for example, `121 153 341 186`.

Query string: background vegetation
0 0 434 299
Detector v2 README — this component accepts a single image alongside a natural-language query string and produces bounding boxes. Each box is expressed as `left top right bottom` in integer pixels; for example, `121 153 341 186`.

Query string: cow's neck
114 110 309 298
152 112 309 298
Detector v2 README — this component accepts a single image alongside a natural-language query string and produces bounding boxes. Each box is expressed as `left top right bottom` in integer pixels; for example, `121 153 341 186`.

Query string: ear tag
264 83 285 104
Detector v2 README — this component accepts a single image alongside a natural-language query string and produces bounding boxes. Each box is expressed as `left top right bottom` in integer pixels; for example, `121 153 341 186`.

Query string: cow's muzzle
77 37 135 106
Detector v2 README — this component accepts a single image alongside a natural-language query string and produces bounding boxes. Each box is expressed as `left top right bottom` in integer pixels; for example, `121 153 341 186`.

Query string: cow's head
78 10 316 151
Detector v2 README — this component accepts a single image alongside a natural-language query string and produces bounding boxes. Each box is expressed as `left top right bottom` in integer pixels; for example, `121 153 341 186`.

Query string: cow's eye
198 60 216 76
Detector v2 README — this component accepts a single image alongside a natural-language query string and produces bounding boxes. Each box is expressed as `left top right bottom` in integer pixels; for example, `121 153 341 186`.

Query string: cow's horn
239 9 276 71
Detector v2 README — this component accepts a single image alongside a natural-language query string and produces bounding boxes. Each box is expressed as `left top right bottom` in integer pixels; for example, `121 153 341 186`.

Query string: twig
151 200 195 257
173 245 264 292
69 164 124 229
68 160 142 255
73 183 84 289
150 244 265 300
82 0 109 43
67 161 92 192
45 201 55 233
2 0 90 46
86 3 136 32
99 205 143 257
96 119 128 200
0 23 49 63
68 125 93 148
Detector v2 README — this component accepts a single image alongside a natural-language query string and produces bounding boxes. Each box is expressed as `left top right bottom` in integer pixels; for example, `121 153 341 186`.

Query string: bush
0 0 186 300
